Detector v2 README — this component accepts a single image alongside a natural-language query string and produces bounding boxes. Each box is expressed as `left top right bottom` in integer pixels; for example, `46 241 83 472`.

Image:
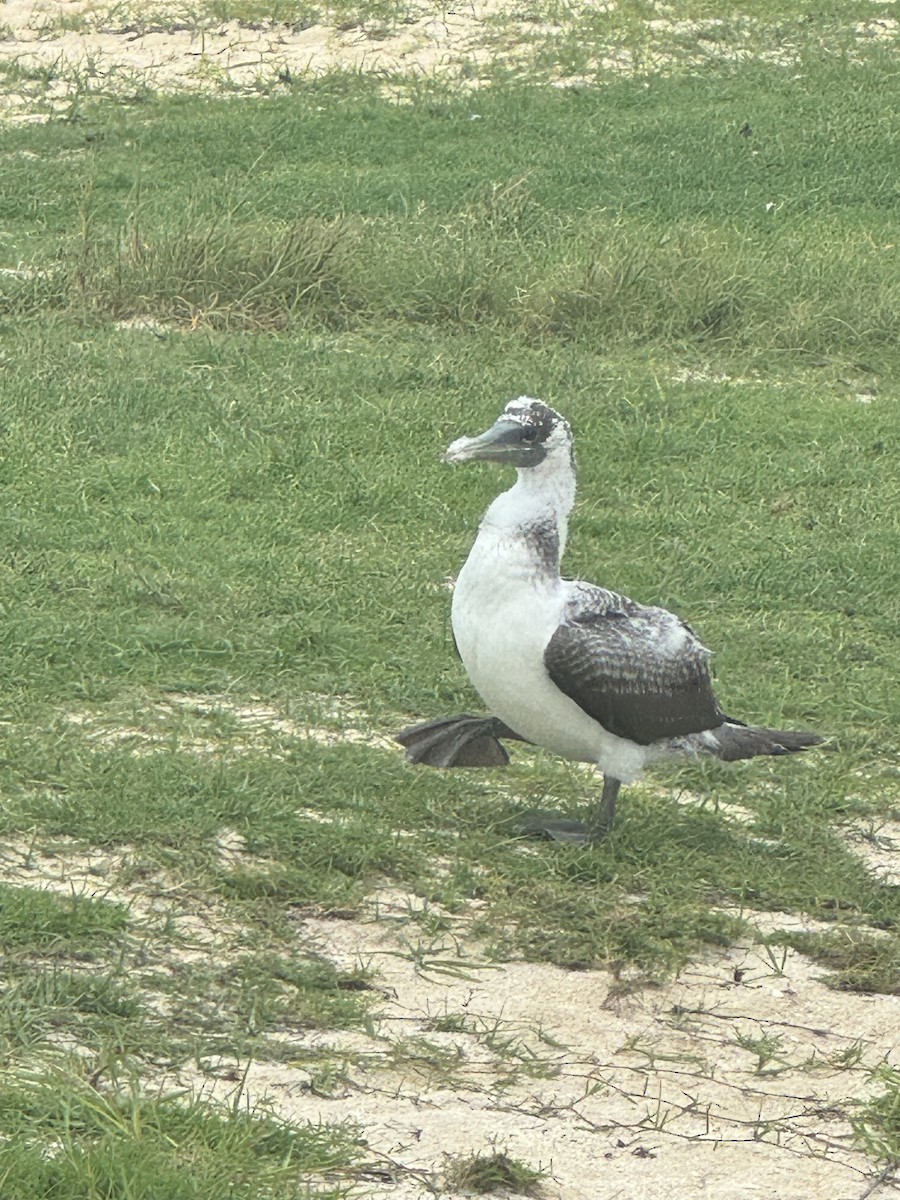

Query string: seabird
397 397 822 844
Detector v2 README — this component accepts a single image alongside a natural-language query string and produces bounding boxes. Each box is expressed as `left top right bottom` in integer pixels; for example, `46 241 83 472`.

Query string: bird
396 397 822 844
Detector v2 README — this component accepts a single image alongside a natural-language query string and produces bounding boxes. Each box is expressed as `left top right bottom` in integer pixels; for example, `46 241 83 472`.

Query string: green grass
0 875 376 1065
2 48 898 358
854 1067 900 1167
0 22 897 1190
0 57 896 960
0 884 129 951
26 0 429 39
769 929 900 996
0 1068 363 1199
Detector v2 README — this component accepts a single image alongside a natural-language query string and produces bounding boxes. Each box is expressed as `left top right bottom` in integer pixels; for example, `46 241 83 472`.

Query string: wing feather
544 584 724 745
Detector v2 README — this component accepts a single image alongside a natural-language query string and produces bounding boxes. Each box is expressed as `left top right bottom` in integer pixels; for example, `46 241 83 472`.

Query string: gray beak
444 419 530 466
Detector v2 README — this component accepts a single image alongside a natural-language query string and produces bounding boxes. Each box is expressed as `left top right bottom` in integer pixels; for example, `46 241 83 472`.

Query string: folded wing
544 584 724 745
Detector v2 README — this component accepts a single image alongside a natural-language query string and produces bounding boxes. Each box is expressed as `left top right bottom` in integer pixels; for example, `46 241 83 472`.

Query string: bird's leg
517 776 621 845
586 776 621 843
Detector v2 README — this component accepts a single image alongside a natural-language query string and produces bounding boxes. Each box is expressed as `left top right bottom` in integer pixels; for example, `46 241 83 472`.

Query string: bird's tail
395 714 524 768
707 719 823 762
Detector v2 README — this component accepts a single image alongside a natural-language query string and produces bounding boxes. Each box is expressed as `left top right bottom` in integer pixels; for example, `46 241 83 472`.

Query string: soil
0 0 535 119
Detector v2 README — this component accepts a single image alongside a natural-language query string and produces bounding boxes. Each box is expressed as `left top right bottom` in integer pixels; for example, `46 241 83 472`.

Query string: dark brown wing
544 585 724 745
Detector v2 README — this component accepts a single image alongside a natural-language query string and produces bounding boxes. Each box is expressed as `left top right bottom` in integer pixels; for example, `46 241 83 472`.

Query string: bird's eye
521 426 538 442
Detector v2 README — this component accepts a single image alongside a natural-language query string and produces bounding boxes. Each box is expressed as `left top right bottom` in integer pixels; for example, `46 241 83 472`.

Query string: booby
397 397 822 844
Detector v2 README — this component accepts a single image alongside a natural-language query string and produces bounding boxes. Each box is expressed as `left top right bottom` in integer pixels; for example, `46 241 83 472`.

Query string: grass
0 1068 364 1199
768 930 900 996
0 873 377 1065
0 883 129 951
0 54 896 966
70 201 356 329
443 1150 547 1196
26 0 422 39
854 1067 900 1167
0 11 897 1191
3 49 898 357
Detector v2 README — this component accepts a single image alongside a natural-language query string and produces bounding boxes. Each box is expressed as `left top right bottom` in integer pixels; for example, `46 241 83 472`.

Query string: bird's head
444 397 573 470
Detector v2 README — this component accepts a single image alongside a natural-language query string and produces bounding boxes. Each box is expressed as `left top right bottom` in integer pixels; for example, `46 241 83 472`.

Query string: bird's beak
444 419 524 465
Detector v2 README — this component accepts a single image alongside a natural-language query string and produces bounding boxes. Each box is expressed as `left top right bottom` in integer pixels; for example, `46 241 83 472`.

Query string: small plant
443 1150 547 1197
307 1059 354 1098
424 1010 470 1034
853 1066 900 1166
733 1031 789 1076
757 940 789 976
830 1042 866 1071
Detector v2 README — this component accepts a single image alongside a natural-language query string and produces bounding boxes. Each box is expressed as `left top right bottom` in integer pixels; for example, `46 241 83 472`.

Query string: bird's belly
476 658 606 764
452 567 633 770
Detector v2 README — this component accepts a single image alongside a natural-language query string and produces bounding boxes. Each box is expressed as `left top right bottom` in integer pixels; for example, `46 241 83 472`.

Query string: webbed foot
514 777 621 845
516 813 596 844
395 714 527 768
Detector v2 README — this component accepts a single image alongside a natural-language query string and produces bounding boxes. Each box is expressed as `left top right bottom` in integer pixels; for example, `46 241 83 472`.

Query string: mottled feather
544 583 724 745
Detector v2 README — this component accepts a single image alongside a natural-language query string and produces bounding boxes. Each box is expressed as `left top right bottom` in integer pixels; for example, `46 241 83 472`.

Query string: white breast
450 526 649 780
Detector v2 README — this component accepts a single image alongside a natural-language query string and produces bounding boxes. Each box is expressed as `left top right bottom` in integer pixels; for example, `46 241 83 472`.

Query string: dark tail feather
711 721 824 763
395 714 525 768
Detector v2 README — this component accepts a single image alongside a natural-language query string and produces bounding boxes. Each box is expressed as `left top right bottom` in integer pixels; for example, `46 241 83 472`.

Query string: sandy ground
0 0 538 118
2 0 894 122
271 899 899 1200
4 831 899 1198
6 694 900 1198
1 5 899 1194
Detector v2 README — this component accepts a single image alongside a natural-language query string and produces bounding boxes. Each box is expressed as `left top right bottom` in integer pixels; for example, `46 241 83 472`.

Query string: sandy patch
845 820 900 888
0 835 244 947
0 836 155 907
0 0 531 118
2 802 897 1196
174 892 900 1198
65 691 396 756
113 314 173 334
2 0 898 121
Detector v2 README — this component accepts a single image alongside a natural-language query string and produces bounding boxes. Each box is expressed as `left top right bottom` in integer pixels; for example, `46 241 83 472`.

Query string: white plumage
451 473 650 782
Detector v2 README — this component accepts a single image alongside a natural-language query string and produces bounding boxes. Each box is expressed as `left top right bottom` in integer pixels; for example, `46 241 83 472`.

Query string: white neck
479 450 576 571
